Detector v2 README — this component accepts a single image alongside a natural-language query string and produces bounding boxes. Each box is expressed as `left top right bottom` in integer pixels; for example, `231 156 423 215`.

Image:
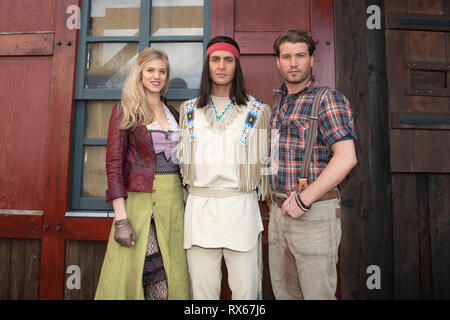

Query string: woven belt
272 189 339 209
188 186 248 198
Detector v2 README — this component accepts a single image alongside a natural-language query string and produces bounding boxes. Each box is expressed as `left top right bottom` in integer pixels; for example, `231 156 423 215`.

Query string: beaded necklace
209 96 233 121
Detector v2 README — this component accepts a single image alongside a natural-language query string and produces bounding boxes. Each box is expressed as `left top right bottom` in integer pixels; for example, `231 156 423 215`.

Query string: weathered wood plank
63 217 113 241
365 0 394 299
385 0 408 12
414 130 450 172
240 55 282 106
79 241 95 299
408 0 444 14
335 0 393 299
24 240 41 299
335 0 371 299
234 32 280 55
0 0 56 32
409 31 448 119
9 239 26 299
392 174 420 299
447 34 450 64
234 0 310 32
0 57 53 211
416 174 432 299
0 214 42 239
428 174 450 299
64 240 108 300
0 32 54 56
410 70 446 88
311 0 335 88
210 0 234 38
386 30 410 113
64 240 81 300
93 241 107 296
0 239 12 299
445 0 450 15
0 239 40 299
39 0 80 300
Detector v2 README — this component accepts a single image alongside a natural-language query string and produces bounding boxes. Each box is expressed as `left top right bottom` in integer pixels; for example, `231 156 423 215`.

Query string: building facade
0 0 449 299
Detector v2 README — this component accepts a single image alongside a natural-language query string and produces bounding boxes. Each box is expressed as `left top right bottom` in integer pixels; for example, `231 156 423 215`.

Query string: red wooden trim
40 0 79 300
0 32 54 56
0 214 42 239
63 217 113 241
210 0 234 38
311 0 336 88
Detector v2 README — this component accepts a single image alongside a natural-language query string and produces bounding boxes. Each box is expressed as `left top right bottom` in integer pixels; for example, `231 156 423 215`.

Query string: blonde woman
95 47 189 300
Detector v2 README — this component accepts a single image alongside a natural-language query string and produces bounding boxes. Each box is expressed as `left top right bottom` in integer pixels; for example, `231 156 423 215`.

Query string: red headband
206 42 240 59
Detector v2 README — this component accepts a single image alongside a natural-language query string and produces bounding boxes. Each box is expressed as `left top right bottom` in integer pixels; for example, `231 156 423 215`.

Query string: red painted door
211 0 336 299
0 0 79 299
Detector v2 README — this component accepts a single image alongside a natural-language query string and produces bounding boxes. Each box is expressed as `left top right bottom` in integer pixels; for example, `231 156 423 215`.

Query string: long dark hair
196 36 249 108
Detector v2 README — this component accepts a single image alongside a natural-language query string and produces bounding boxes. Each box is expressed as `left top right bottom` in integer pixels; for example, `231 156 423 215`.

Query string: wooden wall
335 0 450 299
0 239 40 299
392 174 450 299
386 0 450 299
334 0 393 299
64 241 107 299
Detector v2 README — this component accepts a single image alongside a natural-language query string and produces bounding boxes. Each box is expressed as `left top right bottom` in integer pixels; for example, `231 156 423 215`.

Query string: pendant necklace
209 96 233 121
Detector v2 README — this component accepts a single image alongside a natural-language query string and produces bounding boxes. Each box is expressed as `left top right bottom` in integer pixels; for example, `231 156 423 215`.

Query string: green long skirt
95 174 190 300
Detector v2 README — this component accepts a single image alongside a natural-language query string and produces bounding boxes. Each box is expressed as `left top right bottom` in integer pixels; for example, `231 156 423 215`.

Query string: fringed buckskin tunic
178 95 271 252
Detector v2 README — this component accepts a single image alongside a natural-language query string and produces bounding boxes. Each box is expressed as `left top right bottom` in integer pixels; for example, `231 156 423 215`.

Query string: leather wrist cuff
295 193 311 212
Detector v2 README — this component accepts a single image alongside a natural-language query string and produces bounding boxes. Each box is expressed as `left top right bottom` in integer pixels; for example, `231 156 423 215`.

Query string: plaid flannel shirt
270 76 357 195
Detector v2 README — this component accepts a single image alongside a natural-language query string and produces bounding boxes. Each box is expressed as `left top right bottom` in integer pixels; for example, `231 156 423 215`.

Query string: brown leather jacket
105 97 180 202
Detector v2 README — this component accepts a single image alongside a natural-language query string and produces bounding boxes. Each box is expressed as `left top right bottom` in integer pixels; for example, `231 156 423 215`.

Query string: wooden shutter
386 0 450 299
387 1 450 173
0 0 79 299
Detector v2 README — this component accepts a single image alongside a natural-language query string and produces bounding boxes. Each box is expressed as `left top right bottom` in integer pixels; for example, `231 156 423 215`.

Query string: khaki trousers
187 241 261 300
268 198 341 300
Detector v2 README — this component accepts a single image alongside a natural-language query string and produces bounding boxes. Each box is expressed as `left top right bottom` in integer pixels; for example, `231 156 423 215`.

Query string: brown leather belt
272 189 339 209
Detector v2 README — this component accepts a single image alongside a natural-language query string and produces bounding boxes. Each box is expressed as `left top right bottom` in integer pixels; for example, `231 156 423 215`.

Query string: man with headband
178 36 271 299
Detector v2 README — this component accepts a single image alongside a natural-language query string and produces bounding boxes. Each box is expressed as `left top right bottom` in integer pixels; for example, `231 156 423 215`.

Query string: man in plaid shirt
269 29 357 300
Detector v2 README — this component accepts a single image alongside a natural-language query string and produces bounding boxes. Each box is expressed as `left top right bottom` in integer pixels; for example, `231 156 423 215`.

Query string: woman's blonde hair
119 47 170 129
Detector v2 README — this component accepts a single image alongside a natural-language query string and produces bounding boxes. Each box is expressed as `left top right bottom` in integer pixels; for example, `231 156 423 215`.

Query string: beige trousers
186 241 261 300
268 198 341 300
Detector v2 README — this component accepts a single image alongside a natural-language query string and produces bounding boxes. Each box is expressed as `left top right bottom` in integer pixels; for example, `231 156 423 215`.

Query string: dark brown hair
196 36 249 108
273 29 316 57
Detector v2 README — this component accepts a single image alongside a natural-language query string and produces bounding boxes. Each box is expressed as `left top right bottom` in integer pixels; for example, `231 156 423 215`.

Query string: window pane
155 42 203 89
90 0 141 37
85 101 116 139
151 0 204 36
86 43 138 89
82 146 107 198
